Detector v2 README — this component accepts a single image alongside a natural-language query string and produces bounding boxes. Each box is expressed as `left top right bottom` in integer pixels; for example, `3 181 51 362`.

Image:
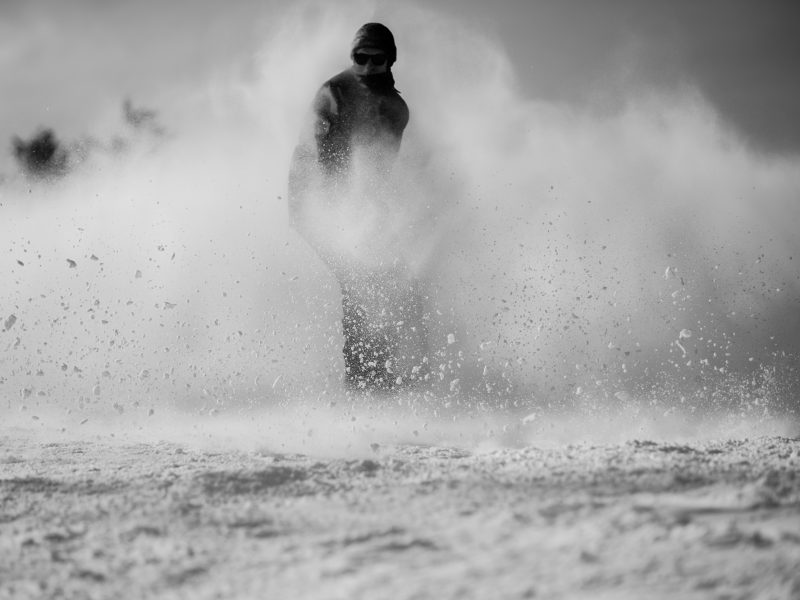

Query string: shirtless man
288 23 427 391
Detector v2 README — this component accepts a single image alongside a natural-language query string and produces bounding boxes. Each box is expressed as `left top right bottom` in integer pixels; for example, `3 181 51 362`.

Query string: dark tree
12 129 69 179
123 99 165 136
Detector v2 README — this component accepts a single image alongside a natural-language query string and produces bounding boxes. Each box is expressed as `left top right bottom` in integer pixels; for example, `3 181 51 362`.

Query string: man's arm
287 83 352 276
287 83 338 231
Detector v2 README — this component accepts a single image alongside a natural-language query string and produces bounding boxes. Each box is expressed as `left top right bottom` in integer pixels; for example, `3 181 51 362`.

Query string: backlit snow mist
2 4 798 442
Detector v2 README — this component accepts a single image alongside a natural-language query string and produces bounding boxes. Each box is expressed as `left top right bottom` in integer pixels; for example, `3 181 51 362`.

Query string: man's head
351 23 396 76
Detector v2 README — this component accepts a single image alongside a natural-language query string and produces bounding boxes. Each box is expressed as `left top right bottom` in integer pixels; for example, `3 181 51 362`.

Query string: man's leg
341 283 397 390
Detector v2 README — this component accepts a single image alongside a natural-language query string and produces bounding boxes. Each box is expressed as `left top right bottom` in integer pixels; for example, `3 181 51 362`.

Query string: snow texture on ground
2 427 798 600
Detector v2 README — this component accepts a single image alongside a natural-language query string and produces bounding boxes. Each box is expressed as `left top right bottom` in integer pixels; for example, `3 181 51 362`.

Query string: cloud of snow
1 1 798 440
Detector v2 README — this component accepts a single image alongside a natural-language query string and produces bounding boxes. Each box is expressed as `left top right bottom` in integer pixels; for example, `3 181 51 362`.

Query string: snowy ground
2 417 799 600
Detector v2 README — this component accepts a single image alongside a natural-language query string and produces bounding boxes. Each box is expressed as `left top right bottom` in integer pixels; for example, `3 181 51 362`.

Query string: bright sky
1 0 799 173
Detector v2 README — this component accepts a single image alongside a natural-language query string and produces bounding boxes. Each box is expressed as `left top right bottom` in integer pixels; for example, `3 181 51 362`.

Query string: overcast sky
467 0 800 154
2 0 799 172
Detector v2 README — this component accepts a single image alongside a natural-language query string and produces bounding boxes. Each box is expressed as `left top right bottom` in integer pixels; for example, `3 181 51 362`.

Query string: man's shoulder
392 93 410 127
323 69 357 89
311 70 354 111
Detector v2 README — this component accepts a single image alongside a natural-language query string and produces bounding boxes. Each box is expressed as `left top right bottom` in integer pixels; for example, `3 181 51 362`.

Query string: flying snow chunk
447 333 456 345
4 314 17 331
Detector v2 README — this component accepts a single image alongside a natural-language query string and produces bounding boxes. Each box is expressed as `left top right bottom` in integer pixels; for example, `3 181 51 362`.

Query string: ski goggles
353 52 388 66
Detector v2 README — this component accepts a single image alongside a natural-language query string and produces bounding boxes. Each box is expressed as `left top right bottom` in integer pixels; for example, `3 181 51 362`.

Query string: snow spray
1 2 798 448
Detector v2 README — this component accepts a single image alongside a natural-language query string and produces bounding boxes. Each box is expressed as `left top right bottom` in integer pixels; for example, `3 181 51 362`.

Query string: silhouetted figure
123 99 166 137
289 23 428 391
12 129 68 179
